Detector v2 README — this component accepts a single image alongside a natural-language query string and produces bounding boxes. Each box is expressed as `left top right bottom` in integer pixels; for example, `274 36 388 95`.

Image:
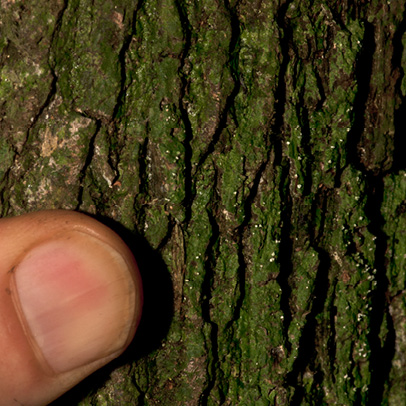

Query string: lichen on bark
0 0 406 405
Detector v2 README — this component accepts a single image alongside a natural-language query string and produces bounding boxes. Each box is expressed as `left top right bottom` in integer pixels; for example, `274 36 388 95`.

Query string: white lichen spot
69 117 92 136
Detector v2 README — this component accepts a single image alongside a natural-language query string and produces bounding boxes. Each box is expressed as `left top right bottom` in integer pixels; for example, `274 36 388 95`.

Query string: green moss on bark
0 0 405 405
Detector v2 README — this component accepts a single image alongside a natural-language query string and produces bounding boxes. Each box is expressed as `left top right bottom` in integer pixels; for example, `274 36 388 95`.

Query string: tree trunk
1 0 405 405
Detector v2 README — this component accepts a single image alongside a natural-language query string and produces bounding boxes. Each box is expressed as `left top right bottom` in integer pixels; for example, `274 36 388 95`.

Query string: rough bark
0 0 406 405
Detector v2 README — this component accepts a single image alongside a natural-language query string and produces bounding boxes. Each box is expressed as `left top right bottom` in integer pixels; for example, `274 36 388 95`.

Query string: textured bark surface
1 0 406 405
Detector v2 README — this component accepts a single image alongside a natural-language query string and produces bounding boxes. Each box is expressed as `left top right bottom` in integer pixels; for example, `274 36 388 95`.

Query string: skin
0 210 143 406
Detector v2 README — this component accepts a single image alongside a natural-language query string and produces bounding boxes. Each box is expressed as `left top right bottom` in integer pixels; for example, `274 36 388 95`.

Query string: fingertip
0 210 143 406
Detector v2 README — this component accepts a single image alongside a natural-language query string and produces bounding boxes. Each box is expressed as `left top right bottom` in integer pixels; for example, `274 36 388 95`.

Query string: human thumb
0 210 142 406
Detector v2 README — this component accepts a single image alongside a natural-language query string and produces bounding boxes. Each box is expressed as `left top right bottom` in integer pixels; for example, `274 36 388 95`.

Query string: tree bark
1 0 405 405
